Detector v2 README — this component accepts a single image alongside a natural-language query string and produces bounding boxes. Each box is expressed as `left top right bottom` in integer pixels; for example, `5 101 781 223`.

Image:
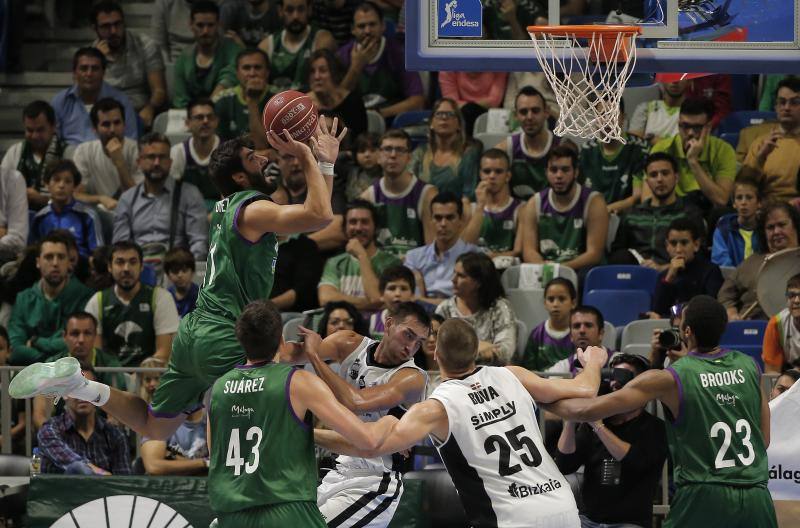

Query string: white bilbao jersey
429 366 580 528
335 337 427 473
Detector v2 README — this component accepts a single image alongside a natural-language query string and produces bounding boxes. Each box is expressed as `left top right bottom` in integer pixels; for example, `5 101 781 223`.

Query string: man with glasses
650 98 736 212
762 273 800 375
741 77 800 203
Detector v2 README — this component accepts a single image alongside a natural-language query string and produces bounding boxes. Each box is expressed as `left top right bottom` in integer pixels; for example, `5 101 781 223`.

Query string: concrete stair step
0 71 72 87
0 88 62 107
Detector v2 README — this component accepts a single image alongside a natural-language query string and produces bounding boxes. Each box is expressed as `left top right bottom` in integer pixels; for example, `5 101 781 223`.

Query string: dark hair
73 46 107 71
190 0 219 20
379 265 415 292
787 272 800 291
235 300 283 361
355 132 381 153
236 48 270 70
780 368 800 383
679 97 715 121
436 318 477 372
309 48 344 85
186 97 216 118
164 247 196 275
388 301 432 331
430 313 445 325
88 245 114 290
38 230 72 256
353 1 383 23
666 216 703 242
380 129 412 152
682 295 727 349
571 305 605 330
515 85 546 109
23 100 56 125
546 144 578 170
456 252 505 310
344 199 377 227
318 301 368 337
44 159 82 187
732 173 762 199
90 97 125 128
610 352 650 376
480 148 510 168
138 131 171 150
776 77 800 97
90 1 124 25
209 136 253 197
430 191 463 216
645 151 679 174
756 201 800 254
77 362 98 380
65 311 99 332
544 277 577 301
110 240 143 262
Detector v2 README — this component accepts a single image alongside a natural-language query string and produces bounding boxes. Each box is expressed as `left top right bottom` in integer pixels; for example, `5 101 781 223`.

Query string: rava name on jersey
467 384 517 429
223 377 265 394
699 369 746 388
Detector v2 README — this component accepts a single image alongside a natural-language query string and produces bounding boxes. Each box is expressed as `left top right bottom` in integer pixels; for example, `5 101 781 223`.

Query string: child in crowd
711 176 762 267
515 277 577 371
763 273 800 374
345 132 382 202
369 265 416 340
164 248 198 318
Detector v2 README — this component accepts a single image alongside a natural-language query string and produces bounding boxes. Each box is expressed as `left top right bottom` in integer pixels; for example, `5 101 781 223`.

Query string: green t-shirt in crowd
318 249 401 297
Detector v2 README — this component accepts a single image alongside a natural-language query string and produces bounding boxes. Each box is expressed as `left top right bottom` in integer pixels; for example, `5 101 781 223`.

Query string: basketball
261 90 319 142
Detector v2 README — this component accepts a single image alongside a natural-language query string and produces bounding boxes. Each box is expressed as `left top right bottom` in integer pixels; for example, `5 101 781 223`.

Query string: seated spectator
151 0 196 62
318 300 369 337
73 97 140 210
137 356 165 405
436 252 516 364
312 0 358 46
405 192 479 304
112 133 209 265
141 407 208 475
556 353 667 528
30 160 104 258
51 47 138 145
579 100 646 214
462 148 525 258
258 0 336 91
410 98 480 199
0 326 26 453
719 202 800 321
308 48 367 141
547 305 614 374
90 1 167 129
650 98 736 211
521 145 608 270
170 98 221 211
651 218 723 317
770 369 800 400
213 49 274 142
503 72 559 119
369 265 415 339
164 247 198 318
219 0 280 49
87 245 114 291
0 101 67 210
360 129 437 257
483 0 546 40
629 80 687 145
336 1 423 118
270 231 323 313
8 233 94 365
0 167 29 263
84 241 179 366
610 152 702 270
420 313 444 375
439 71 508 137
763 273 800 374
495 86 573 200
711 176 762 267
173 1 241 109
38 364 132 475
740 77 800 203
516 277 576 372
344 132 381 203
318 200 400 311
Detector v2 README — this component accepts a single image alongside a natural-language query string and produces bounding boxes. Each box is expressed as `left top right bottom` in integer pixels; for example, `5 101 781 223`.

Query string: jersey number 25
484 425 543 477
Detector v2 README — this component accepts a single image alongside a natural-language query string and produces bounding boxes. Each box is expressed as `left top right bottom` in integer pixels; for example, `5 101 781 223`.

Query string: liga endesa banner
768 379 800 500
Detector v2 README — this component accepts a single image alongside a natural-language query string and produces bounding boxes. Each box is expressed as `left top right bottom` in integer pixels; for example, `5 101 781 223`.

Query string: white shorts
317 469 403 528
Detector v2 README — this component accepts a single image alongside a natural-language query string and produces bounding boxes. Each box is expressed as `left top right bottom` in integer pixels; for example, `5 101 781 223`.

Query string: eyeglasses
434 111 456 119
380 146 409 154
785 290 800 300
777 97 800 108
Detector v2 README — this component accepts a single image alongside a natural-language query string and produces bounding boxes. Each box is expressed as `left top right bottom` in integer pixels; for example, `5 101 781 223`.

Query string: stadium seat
474 108 511 134
515 319 528 359
506 288 548 335
719 132 739 148
622 343 652 359
716 110 777 136
474 132 507 152
621 319 670 350
584 265 659 297
403 469 468 527
583 290 651 327
282 317 303 342
0 454 29 476
720 320 768 347
366 110 386 135
602 321 617 351
392 110 431 129
501 264 579 291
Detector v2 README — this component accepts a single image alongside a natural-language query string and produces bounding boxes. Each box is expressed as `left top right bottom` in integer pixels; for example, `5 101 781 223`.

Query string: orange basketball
261 90 319 142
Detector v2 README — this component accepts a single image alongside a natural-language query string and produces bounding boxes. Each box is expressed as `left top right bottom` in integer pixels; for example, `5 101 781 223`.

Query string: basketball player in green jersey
208 299 396 527
10 118 348 443
547 295 778 528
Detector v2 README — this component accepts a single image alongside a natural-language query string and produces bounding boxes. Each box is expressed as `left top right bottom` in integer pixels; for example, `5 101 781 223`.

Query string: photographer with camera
650 303 689 369
555 353 668 528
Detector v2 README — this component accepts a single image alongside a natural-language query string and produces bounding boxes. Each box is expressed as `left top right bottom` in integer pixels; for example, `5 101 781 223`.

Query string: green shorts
218 501 326 528
149 310 244 416
665 483 777 528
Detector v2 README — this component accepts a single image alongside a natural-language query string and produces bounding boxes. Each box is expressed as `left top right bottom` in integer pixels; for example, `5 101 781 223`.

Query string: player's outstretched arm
545 369 677 422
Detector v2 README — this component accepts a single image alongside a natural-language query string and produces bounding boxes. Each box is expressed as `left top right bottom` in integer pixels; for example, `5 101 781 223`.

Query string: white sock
68 379 111 406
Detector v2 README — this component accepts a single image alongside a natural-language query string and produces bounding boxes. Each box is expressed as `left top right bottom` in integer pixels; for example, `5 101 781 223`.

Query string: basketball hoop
527 25 642 143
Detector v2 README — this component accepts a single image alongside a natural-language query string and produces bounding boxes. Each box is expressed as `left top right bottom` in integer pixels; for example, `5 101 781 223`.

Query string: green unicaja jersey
209 362 317 514
665 350 768 487
477 198 523 253
197 191 279 321
579 134 647 205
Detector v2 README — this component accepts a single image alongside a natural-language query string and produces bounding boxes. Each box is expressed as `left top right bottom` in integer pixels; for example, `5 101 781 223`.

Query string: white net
528 28 639 143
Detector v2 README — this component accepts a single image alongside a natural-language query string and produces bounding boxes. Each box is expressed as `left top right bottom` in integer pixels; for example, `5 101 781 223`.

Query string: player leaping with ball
10 117 347 443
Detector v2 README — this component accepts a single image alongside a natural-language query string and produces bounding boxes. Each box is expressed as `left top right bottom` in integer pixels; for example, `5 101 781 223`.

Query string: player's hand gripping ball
262 90 319 142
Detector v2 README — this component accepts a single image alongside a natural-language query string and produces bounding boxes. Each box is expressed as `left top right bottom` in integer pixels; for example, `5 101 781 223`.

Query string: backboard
406 0 800 74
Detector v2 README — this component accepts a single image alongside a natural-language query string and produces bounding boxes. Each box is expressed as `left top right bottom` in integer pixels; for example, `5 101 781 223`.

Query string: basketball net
527 26 641 143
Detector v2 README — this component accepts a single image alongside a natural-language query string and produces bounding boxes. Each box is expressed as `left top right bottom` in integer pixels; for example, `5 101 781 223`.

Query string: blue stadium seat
720 320 768 347
583 290 651 327
392 110 431 129
716 111 777 136
719 132 739 148
584 265 659 297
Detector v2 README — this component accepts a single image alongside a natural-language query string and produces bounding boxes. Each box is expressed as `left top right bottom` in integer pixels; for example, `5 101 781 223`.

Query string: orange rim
527 25 642 38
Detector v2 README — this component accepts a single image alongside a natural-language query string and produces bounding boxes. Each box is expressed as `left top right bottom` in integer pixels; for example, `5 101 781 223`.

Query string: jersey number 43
226 426 264 476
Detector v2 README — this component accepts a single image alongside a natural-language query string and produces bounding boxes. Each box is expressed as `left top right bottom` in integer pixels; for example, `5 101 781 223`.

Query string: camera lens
658 328 681 350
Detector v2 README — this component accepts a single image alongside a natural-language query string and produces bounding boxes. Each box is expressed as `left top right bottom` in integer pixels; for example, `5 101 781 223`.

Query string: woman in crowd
317 301 369 338
307 49 367 142
438 71 508 137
